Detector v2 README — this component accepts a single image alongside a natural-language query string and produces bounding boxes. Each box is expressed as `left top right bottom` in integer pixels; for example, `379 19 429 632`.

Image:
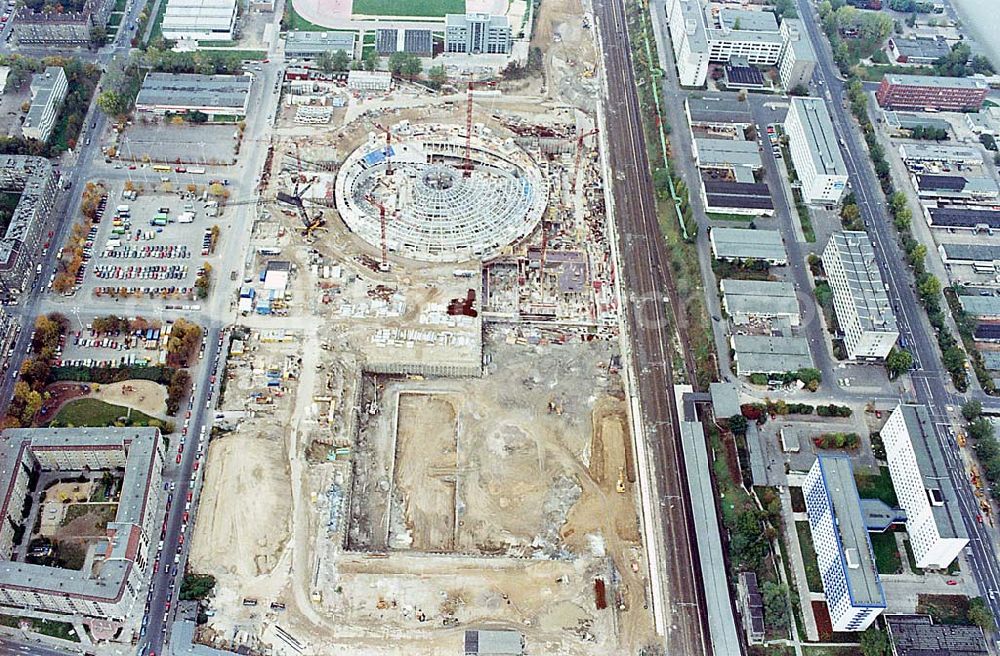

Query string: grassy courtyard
795 521 823 592
49 398 159 429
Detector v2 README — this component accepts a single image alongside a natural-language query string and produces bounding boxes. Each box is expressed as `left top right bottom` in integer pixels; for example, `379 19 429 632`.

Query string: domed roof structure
335 125 547 263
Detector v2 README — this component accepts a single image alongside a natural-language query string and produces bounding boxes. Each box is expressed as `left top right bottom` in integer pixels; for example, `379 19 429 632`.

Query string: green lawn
0 615 79 642
902 538 925 575
707 211 753 222
868 531 902 574
854 466 898 507
61 502 118 530
795 521 823 593
351 0 464 17
791 188 816 243
49 398 159 429
147 0 168 43
916 594 972 625
801 647 861 656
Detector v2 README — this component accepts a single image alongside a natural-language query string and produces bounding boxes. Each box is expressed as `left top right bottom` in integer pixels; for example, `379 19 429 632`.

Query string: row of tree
844 77 970 391
3 314 68 428
165 318 202 368
53 182 107 294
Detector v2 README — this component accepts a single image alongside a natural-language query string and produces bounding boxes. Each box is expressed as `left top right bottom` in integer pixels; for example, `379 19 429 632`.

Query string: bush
179 573 216 601
816 404 853 418
814 432 861 450
51 365 176 385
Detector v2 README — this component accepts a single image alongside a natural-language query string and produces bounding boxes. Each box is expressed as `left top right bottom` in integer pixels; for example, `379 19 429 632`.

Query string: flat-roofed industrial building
709 226 787 264
160 0 238 41
285 31 356 59
876 74 988 111
693 138 762 183
702 180 774 216
885 614 987 656
731 334 813 375
720 279 800 325
135 72 252 117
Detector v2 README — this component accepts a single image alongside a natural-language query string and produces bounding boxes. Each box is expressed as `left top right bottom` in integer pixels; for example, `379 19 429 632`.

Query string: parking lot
57 319 166 369
58 183 220 304
118 123 241 166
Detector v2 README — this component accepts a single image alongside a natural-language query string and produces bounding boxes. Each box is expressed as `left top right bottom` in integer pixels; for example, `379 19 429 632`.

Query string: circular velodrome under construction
335 124 548 263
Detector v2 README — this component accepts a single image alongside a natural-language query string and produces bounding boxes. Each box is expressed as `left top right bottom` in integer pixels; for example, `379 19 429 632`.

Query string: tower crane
572 128 600 193
464 81 474 177
374 123 394 175
364 194 391 272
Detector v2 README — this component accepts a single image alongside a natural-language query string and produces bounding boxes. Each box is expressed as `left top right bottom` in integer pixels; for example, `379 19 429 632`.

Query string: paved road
139 55 282 656
794 0 1000 623
592 0 709 652
0 635 82 656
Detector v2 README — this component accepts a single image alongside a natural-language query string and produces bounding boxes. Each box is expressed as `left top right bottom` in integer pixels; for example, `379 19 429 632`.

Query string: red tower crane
572 128 600 193
364 194 391 272
375 123 393 175
464 81 474 177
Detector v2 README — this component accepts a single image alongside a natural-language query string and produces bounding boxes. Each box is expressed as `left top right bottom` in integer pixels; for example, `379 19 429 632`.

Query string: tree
316 51 335 73
179 573 216 601
885 348 913 379
362 49 378 72
969 417 995 442
331 49 351 72
728 414 748 436
89 25 107 48
840 203 861 224
917 274 941 303
761 582 790 633
859 627 891 656
969 597 996 631
941 345 966 375
428 65 447 85
402 56 422 79
971 55 996 75
963 400 983 422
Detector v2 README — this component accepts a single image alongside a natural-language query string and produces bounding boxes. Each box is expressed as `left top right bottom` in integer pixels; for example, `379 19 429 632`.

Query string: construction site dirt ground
185 0 655 649
188 326 656 655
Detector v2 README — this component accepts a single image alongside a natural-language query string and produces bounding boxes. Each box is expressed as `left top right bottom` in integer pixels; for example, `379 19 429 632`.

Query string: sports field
351 0 464 17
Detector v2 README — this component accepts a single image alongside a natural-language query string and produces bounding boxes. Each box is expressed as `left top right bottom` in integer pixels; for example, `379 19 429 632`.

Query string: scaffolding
335 125 548 263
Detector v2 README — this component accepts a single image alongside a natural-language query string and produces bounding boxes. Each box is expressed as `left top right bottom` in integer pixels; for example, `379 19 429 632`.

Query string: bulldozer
616 467 626 493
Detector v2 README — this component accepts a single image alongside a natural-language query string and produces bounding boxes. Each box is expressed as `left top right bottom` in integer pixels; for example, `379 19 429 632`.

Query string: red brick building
875 74 988 111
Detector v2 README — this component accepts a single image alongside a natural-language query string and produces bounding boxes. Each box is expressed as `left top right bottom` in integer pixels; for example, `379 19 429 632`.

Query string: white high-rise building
778 19 817 90
444 13 512 55
665 0 709 87
785 97 849 204
804 456 886 632
22 67 66 143
664 0 790 87
882 405 969 570
822 232 899 361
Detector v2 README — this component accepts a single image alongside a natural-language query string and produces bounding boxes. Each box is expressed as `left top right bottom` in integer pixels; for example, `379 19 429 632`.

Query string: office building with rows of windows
822 231 899 361
882 404 969 570
803 456 886 632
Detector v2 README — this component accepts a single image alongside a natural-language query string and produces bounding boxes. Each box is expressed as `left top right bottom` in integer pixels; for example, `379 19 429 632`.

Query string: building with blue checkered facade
804 456 886 631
